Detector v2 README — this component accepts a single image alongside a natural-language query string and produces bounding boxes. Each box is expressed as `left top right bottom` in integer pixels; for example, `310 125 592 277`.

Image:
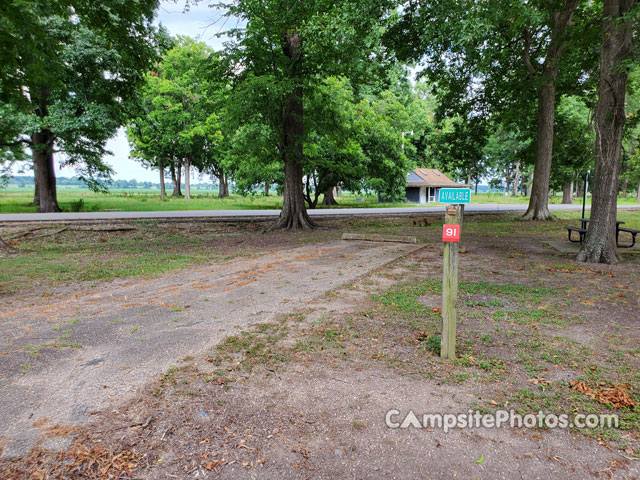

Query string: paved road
1 203 638 222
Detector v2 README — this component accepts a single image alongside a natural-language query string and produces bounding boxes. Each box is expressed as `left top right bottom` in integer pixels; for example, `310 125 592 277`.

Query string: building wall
405 185 444 203
405 187 421 203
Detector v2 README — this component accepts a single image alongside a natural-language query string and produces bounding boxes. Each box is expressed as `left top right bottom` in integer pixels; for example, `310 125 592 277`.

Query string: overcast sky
53 1 232 182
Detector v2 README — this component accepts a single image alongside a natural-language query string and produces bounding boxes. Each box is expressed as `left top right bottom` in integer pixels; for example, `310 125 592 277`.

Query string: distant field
0 186 638 213
0 187 410 213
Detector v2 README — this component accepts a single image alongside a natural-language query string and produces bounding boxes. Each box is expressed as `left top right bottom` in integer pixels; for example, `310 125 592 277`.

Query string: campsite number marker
441 203 464 360
442 224 460 243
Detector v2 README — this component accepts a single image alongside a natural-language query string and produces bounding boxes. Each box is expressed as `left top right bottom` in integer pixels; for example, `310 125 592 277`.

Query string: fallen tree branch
0 235 19 253
9 227 49 239
23 226 138 240
32 227 69 239
341 232 417 244
71 227 138 233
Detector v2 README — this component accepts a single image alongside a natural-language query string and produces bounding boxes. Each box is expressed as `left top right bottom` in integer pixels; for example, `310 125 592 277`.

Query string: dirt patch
7 362 636 479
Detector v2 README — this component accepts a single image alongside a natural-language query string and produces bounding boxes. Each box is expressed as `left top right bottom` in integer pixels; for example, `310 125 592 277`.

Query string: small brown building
405 168 468 204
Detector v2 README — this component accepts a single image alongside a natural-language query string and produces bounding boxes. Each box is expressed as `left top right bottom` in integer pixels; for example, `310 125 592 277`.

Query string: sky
55 1 231 182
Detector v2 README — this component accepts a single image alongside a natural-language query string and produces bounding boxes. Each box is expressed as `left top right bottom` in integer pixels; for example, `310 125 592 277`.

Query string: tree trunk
184 155 191 200
32 130 60 213
170 164 179 197
578 0 636 264
505 168 511 196
320 173 338 206
32 158 40 206
523 81 555 219
322 186 338 206
31 87 59 212
276 154 316 228
265 182 270 196
304 175 320 209
621 178 628 197
158 158 166 199
562 181 573 204
637 182 640 203
272 32 315 230
512 161 521 196
222 175 229 197
170 162 182 197
218 170 229 198
176 163 182 197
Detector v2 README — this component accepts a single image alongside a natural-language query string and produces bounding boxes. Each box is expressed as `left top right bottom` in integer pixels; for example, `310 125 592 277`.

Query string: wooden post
441 204 462 360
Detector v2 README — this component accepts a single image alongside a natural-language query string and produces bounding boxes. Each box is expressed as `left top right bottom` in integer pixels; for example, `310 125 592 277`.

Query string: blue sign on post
438 188 471 204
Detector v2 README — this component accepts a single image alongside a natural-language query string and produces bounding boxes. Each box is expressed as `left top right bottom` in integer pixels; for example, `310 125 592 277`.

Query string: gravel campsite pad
0 213 639 478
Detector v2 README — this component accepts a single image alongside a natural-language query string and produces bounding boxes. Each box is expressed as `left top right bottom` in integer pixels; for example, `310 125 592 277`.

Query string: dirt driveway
0 239 419 458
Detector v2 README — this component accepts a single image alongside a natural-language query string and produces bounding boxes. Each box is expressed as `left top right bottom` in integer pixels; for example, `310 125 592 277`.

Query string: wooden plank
341 233 417 244
441 204 461 360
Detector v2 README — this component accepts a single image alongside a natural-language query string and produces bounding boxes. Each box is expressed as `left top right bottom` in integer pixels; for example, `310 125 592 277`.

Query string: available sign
439 188 471 204
442 224 461 243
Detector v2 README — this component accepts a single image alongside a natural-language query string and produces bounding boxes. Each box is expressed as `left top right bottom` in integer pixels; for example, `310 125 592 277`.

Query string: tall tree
578 0 639 264
127 38 226 201
387 0 600 219
521 0 582 219
219 0 393 229
0 1 163 212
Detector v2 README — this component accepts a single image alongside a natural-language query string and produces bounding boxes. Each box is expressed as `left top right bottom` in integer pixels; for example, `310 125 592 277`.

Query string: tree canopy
386 0 601 219
0 0 165 211
127 37 227 198
1 0 638 264
216 0 397 228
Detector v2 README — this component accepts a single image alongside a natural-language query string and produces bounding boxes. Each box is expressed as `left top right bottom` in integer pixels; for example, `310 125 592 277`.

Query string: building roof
407 168 468 188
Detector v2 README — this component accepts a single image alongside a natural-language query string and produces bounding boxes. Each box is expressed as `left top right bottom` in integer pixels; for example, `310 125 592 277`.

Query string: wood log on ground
341 233 417 244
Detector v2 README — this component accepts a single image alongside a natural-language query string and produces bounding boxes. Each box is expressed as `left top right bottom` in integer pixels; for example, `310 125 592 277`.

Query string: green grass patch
24 341 83 356
492 308 566 326
0 223 225 294
214 322 289 372
373 279 561 321
371 280 440 319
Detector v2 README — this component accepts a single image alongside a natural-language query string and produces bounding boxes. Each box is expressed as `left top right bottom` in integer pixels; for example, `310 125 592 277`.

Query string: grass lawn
0 220 334 296
1 210 638 296
0 187 412 213
2 186 638 213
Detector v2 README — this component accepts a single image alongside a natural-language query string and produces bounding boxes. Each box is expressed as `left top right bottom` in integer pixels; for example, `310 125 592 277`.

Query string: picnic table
566 218 639 248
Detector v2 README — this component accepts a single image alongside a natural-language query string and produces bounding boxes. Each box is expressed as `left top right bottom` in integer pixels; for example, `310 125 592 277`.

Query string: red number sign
442 224 460 243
